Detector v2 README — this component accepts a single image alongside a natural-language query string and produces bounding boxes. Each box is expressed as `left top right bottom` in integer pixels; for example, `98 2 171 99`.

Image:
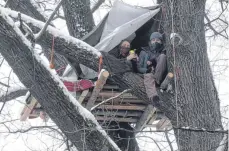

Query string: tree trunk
62 0 95 38
2 0 225 150
0 15 120 151
6 1 141 150
161 0 224 150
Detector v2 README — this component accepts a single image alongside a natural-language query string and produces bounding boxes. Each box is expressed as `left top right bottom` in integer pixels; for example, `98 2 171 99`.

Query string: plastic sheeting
95 1 160 52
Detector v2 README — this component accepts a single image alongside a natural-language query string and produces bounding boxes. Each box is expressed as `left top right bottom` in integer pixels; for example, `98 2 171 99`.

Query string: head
119 40 131 57
149 32 163 51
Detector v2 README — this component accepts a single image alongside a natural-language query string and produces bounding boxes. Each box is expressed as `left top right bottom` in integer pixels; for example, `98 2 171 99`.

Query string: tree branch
0 88 28 103
91 0 105 13
0 11 120 151
35 0 64 40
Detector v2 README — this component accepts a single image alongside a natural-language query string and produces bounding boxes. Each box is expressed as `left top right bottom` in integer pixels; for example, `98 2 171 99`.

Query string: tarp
63 0 161 80
95 1 160 52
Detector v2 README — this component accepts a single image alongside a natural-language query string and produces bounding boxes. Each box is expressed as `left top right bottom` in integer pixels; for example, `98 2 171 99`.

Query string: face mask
120 46 130 55
150 42 163 51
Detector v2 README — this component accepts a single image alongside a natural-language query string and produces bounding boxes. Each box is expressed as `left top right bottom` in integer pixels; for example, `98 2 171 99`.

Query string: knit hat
150 32 163 41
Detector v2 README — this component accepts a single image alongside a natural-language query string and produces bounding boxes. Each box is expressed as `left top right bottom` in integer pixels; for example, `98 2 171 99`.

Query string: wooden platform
20 84 172 131
80 84 172 131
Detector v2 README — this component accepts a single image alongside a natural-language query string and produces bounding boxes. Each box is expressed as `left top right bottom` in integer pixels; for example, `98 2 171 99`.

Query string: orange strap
98 56 103 75
50 36 55 69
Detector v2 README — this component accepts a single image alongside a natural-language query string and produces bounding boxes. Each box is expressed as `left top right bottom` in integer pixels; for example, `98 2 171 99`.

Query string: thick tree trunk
2 0 225 150
4 3 141 150
0 15 120 151
62 0 95 38
161 0 224 150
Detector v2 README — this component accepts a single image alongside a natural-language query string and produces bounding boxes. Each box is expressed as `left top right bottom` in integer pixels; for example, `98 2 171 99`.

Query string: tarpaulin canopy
64 0 161 80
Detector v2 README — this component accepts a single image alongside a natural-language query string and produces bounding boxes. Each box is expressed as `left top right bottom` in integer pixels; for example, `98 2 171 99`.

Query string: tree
0 0 228 151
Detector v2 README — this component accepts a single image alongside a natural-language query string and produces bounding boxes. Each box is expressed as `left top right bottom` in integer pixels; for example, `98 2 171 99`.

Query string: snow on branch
0 8 120 151
0 7 101 57
35 0 64 40
0 86 27 102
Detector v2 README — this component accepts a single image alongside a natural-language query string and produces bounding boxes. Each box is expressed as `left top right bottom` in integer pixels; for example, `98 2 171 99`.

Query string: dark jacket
137 46 165 73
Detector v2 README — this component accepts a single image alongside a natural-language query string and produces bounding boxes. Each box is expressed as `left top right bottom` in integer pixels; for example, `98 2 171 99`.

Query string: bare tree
0 0 228 151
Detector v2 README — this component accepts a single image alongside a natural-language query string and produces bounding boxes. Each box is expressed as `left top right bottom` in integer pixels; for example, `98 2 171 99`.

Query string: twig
0 70 12 114
0 82 10 88
90 89 131 111
165 128 174 151
4 0 10 8
91 0 105 13
35 0 64 40
204 14 228 39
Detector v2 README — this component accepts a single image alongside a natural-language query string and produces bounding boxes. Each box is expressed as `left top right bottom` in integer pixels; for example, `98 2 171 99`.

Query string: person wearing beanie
137 32 167 107
137 32 167 84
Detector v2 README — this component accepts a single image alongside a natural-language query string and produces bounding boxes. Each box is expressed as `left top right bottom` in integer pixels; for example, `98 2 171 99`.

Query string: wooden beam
160 72 174 90
20 96 38 121
96 105 146 111
78 89 89 104
99 91 137 99
103 85 119 90
95 98 146 104
156 118 172 130
135 105 156 131
92 111 143 117
147 114 158 125
96 116 138 123
86 70 109 109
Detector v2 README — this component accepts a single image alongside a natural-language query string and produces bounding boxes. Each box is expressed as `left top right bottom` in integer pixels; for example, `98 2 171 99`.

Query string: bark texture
161 0 224 150
62 0 95 38
0 16 120 151
2 0 225 150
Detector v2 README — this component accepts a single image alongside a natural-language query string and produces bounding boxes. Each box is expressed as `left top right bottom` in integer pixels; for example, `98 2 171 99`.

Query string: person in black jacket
109 40 138 72
137 32 167 85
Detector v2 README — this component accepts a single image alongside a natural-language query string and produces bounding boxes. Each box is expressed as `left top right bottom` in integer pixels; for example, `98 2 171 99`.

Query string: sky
0 0 228 151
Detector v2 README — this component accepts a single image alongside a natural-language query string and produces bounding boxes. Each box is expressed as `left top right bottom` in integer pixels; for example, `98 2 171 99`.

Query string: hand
127 54 136 60
147 61 152 65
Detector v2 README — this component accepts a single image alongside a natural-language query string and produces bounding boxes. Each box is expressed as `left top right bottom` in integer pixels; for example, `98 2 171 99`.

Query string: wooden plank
135 105 156 131
99 91 137 99
96 105 146 111
147 114 158 125
103 85 119 90
92 111 142 117
78 89 89 104
86 70 109 109
96 116 138 123
156 118 172 130
95 98 146 104
20 97 38 121
160 72 174 90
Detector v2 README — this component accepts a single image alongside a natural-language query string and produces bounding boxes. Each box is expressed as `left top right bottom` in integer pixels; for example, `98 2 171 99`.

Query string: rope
169 0 180 150
50 36 55 69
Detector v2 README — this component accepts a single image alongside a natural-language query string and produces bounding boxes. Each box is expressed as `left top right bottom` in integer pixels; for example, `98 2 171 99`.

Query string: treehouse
20 1 172 131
